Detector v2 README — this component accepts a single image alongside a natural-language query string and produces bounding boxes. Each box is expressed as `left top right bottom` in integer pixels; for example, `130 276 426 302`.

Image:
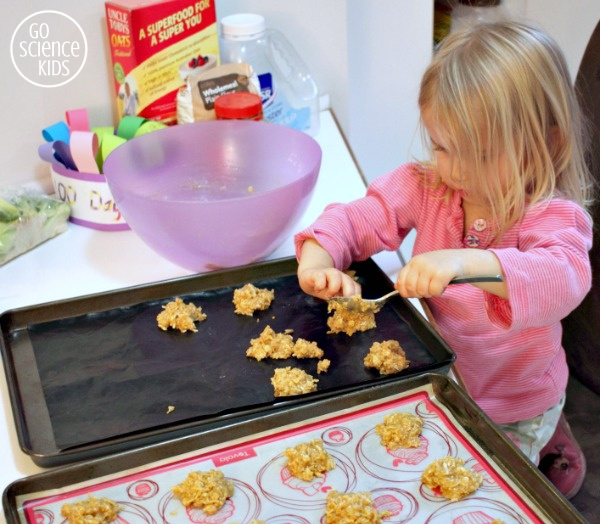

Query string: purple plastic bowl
103 120 321 272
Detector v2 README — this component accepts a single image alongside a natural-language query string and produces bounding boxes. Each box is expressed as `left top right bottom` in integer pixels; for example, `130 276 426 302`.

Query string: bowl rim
102 120 322 204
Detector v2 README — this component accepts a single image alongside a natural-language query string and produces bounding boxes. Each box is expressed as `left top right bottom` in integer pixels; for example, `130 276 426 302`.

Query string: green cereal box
105 0 219 125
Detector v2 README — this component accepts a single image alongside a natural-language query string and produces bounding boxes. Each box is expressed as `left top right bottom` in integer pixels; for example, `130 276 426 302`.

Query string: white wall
1 1 598 191
345 1 432 180
528 0 600 80
2 2 116 190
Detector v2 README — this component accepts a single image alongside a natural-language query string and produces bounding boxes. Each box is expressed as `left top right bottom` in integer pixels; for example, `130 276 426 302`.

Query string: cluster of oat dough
364 340 410 375
156 297 207 333
375 411 423 449
233 283 274 316
171 469 234 515
284 438 336 481
61 496 121 524
281 439 389 523
373 413 482 502
421 456 483 501
325 490 390 524
246 325 327 362
156 281 274 334
271 366 319 397
326 295 377 336
245 324 330 396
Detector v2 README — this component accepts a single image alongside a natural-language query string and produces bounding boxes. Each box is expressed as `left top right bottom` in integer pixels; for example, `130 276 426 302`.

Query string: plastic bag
0 189 70 266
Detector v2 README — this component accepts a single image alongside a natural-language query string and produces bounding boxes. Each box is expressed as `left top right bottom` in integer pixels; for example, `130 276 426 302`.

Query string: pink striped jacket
295 163 593 424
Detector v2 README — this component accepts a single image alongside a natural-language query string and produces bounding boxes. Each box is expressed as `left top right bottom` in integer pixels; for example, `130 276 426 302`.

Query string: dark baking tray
3 374 586 524
0 256 454 467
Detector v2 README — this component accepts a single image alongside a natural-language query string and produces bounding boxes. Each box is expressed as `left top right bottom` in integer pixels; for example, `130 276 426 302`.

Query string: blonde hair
418 20 593 237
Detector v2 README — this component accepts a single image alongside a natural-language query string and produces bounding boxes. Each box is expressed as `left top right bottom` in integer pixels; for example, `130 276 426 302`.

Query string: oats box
105 0 219 125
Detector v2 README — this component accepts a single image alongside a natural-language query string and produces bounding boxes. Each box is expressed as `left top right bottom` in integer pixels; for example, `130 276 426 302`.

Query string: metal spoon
328 275 504 313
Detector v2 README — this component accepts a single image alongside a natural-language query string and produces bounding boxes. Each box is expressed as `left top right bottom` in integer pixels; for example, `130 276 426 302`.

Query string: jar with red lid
214 92 263 121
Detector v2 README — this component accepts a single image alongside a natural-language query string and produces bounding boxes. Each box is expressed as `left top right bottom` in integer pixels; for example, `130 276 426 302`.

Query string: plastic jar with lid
219 13 319 136
451 0 508 32
214 92 264 121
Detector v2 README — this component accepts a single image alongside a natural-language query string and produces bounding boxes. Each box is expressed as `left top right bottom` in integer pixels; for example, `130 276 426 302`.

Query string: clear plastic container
219 13 320 136
450 0 507 32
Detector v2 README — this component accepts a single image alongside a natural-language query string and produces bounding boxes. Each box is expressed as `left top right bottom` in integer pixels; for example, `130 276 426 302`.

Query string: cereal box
104 0 219 125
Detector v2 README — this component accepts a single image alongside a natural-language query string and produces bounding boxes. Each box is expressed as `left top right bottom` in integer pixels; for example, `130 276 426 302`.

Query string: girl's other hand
395 249 506 299
396 250 462 298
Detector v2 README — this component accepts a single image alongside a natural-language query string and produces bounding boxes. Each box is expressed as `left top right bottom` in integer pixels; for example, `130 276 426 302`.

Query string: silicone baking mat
0 258 454 466
5 374 582 524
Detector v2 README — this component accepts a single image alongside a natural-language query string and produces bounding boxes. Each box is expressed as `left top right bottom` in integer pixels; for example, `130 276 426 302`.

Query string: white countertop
0 110 405 520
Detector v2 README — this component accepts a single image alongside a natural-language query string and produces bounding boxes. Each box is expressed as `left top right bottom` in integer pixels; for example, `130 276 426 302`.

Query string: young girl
295 21 593 499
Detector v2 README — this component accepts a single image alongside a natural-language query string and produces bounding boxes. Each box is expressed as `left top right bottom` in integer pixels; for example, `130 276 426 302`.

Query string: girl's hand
297 239 362 299
396 249 507 299
298 267 361 299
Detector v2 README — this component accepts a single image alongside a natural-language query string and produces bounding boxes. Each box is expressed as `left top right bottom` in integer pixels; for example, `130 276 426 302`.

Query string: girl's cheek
437 156 453 184
451 163 464 184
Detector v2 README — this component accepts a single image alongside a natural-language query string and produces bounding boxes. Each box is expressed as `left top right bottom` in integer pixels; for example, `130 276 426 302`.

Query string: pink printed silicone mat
7 375 579 524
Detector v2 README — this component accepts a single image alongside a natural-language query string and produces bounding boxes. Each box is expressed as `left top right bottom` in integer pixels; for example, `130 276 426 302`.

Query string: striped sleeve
294 164 424 269
488 199 593 330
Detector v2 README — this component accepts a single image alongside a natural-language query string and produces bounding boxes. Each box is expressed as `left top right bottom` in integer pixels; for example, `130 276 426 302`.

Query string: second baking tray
3 374 586 523
0 256 454 466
